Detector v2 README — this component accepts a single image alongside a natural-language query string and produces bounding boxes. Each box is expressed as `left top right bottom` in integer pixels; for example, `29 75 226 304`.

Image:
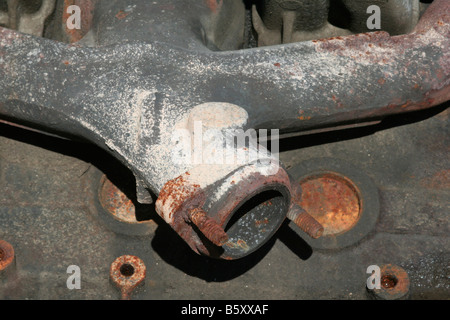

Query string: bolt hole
120 263 135 277
381 274 398 289
0 248 4 262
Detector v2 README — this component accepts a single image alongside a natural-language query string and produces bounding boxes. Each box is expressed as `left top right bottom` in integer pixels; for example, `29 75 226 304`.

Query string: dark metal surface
0 0 448 299
0 103 448 299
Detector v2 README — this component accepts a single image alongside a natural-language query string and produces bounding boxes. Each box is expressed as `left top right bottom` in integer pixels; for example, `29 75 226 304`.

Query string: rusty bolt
189 208 229 246
110 255 146 300
287 205 324 239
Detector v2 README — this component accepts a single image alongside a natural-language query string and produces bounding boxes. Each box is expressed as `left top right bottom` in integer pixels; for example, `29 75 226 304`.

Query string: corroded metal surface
286 205 324 239
0 102 448 299
369 264 411 300
110 255 147 300
155 163 292 259
0 0 448 299
0 240 14 272
296 173 361 236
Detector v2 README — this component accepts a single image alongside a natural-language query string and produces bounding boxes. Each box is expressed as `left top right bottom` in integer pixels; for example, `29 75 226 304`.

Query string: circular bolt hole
381 274 398 289
120 263 135 277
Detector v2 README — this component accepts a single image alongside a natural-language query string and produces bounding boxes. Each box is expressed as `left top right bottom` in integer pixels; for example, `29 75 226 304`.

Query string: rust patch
414 0 450 34
110 255 146 300
155 173 207 254
313 31 393 64
372 265 410 300
98 175 138 223
381 274 398 289
421 169 450 190
255 218 269 227
296 173 361 236
205 0 223 14
115 10 129 20
189 208 228 246
156 173 202 221
225 239 250 251
0 240 14 271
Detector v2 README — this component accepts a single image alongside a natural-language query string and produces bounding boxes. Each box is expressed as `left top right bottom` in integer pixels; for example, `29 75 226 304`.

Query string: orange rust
255 218 269 227
156 174 202 219
376 265 410 298
99 175 139 223
288 206 324 239
274 63 281 67
189 208 228 246
115 10 129 20
205 0 223 14
421 169 450 190
110 255 146 300
0 240 14 271
296 173 361 236
237 239 246 246
381 275 398 289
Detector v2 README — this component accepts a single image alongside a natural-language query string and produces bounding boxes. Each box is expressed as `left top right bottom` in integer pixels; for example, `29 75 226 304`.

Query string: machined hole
381 274 399 289
119 263 135 277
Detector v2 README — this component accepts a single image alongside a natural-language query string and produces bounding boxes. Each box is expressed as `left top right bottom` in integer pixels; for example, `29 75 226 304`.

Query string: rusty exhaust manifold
154 102 296 259
0 0 448 259
156 161 293 259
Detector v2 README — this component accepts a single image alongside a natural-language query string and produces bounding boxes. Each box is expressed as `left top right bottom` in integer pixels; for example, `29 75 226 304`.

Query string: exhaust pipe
155 102 294 259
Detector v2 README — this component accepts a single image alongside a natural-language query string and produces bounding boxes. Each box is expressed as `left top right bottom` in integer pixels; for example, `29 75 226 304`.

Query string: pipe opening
119 263 135 277
222 188 289 259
